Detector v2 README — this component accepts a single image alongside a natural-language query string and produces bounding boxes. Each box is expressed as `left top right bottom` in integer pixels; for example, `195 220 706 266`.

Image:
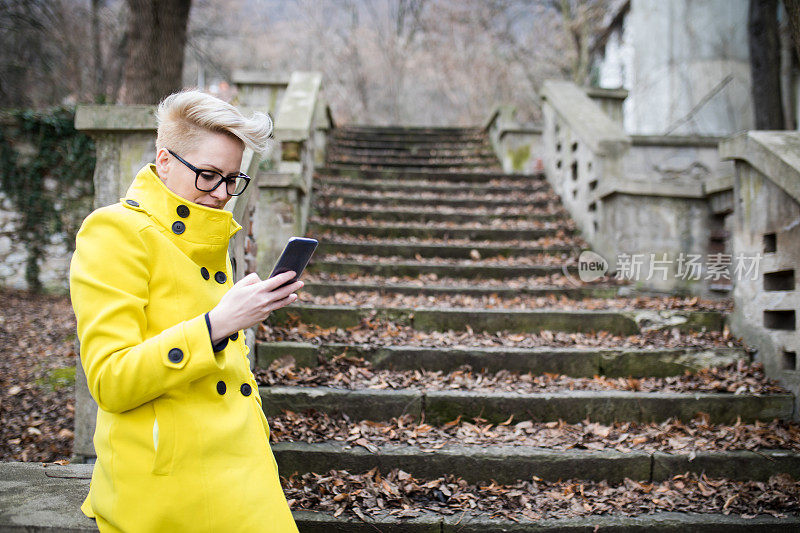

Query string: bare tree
122 0 192 104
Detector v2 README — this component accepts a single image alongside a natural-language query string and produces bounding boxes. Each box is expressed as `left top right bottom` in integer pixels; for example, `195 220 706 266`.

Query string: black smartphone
268 237 318 289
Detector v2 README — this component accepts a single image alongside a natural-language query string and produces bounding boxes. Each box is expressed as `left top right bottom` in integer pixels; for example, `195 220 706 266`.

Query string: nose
210 182 231 202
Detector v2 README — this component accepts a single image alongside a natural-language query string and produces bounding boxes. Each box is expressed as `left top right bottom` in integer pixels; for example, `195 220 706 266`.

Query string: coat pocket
151 399 176 475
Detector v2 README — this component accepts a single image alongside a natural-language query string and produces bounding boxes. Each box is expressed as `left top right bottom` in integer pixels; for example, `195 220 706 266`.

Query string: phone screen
268 237 318 289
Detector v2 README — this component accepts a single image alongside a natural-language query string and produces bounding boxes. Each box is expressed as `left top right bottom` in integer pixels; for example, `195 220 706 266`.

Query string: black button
172 221 186 235
125 199 139 207
200 267 210 280
216 380 226 395
168 348 183 364
177 205 190 218
240 383 252 396
214 271 227 284
229 331 239 341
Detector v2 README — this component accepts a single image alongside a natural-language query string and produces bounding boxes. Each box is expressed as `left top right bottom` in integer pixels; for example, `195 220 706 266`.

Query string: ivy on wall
0 107 95 291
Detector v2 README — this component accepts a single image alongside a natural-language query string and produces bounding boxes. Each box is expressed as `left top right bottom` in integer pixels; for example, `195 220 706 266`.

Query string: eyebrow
200 163 239 177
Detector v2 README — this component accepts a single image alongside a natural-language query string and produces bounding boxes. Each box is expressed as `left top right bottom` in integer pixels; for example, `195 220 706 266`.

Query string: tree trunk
122 0 192 104
784 0 800 63
92 0 105 103
749 0 784 129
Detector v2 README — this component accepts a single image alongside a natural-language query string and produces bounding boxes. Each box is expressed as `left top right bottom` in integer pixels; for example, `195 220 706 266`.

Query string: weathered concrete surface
721 132 800 420
301 282 618 300
259 386 423 421
652 449 800 482
309 260 571 279
257 341 746 377
308 222 565 241
269 305 723 335
0 463 94 532
260 386 794 425
592 0 752 137
440 512 800 532
231 70 288 111
272 442 651 484
315 242 571 259
422 390 793 425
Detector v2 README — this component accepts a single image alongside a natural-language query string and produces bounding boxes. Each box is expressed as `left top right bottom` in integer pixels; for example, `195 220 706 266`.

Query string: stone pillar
255 71 327 275
231 70 289 113
72 105 158 462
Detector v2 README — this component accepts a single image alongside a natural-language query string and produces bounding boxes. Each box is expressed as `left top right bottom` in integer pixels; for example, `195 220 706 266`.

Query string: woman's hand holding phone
206 271 303 344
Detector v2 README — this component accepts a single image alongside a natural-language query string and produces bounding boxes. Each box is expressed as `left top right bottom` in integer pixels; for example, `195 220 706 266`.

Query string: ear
154 148 171 181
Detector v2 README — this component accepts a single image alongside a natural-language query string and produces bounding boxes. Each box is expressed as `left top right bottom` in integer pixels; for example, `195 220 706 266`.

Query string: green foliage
0 107 95 291
35 366 77 392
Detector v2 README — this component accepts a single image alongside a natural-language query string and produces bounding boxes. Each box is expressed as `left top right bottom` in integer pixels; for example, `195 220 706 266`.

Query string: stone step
336 125 484 134
260 386 794 425
300 282 618 300
295 511 800 533
313 207 566 224
307 260 572 279
313 186 552 203
316 241 573 259
330 131 486 142
326 155 500 167
316 166 538 182
4 463 797 533
314 179 549 196
329 137 490 150
256 341 746 377
272 441 800 484
328 146 497 157
269 305 725 335
328 160 502 171
308 222 570 240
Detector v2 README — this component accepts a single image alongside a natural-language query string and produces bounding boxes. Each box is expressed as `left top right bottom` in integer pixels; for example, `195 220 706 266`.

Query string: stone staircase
257 126 800 529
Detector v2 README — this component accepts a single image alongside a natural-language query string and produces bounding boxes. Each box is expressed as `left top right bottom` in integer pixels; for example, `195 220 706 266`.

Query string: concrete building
590 0 753 136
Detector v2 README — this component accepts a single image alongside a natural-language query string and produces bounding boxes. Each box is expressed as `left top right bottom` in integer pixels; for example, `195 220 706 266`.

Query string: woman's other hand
206 271 303 343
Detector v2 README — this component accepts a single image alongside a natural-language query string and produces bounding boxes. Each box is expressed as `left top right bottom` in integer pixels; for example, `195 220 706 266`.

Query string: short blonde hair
155 89 273 155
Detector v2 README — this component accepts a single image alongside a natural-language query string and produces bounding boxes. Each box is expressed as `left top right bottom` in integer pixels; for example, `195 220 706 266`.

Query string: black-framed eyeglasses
167 149 251 196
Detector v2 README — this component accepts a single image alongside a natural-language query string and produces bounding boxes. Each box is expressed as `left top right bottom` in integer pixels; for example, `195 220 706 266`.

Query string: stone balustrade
539 79 734 295
255 71 334 275
483 104 543 174
720 131 800 417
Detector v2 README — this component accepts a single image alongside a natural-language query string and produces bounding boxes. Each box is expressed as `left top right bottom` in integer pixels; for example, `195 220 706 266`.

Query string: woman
69 89 301 532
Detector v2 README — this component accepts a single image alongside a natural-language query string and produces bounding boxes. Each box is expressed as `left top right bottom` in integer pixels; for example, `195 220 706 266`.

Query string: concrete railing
539 79 735 295
720 131 800 417
254 71 334 275
483 104 543 174
70 74 293 462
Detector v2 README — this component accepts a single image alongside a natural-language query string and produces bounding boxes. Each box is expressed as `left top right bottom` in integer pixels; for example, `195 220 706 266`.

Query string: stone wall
0 118 93 293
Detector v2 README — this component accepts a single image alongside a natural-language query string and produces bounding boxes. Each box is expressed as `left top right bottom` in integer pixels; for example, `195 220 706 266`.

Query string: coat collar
122 164 241 246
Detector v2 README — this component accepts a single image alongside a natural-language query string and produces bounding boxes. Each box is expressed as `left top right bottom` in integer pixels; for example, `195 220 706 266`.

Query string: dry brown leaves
300 288 732 312
302 272 618 289
0 289 77 462
282 468 800 520
309 215 576 231
256 355 781 395
260 315 741 350
269 410 800 453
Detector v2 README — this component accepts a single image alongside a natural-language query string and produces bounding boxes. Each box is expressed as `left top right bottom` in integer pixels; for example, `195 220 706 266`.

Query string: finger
236 272 261 286
263 281 304 306
259 271 296 290
266 293 298 312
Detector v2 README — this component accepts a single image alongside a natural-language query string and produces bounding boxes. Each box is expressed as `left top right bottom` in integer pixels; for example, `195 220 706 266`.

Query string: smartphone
268 237 318 289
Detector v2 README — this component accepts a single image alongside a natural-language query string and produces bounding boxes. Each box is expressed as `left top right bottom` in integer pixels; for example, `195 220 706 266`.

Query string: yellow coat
69 163 298 532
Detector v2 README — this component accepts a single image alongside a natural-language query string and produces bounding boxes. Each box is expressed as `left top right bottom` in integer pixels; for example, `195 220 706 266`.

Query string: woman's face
155 130 245 209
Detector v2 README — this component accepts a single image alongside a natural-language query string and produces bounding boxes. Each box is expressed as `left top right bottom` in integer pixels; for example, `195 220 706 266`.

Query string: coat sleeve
69 207 226 414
